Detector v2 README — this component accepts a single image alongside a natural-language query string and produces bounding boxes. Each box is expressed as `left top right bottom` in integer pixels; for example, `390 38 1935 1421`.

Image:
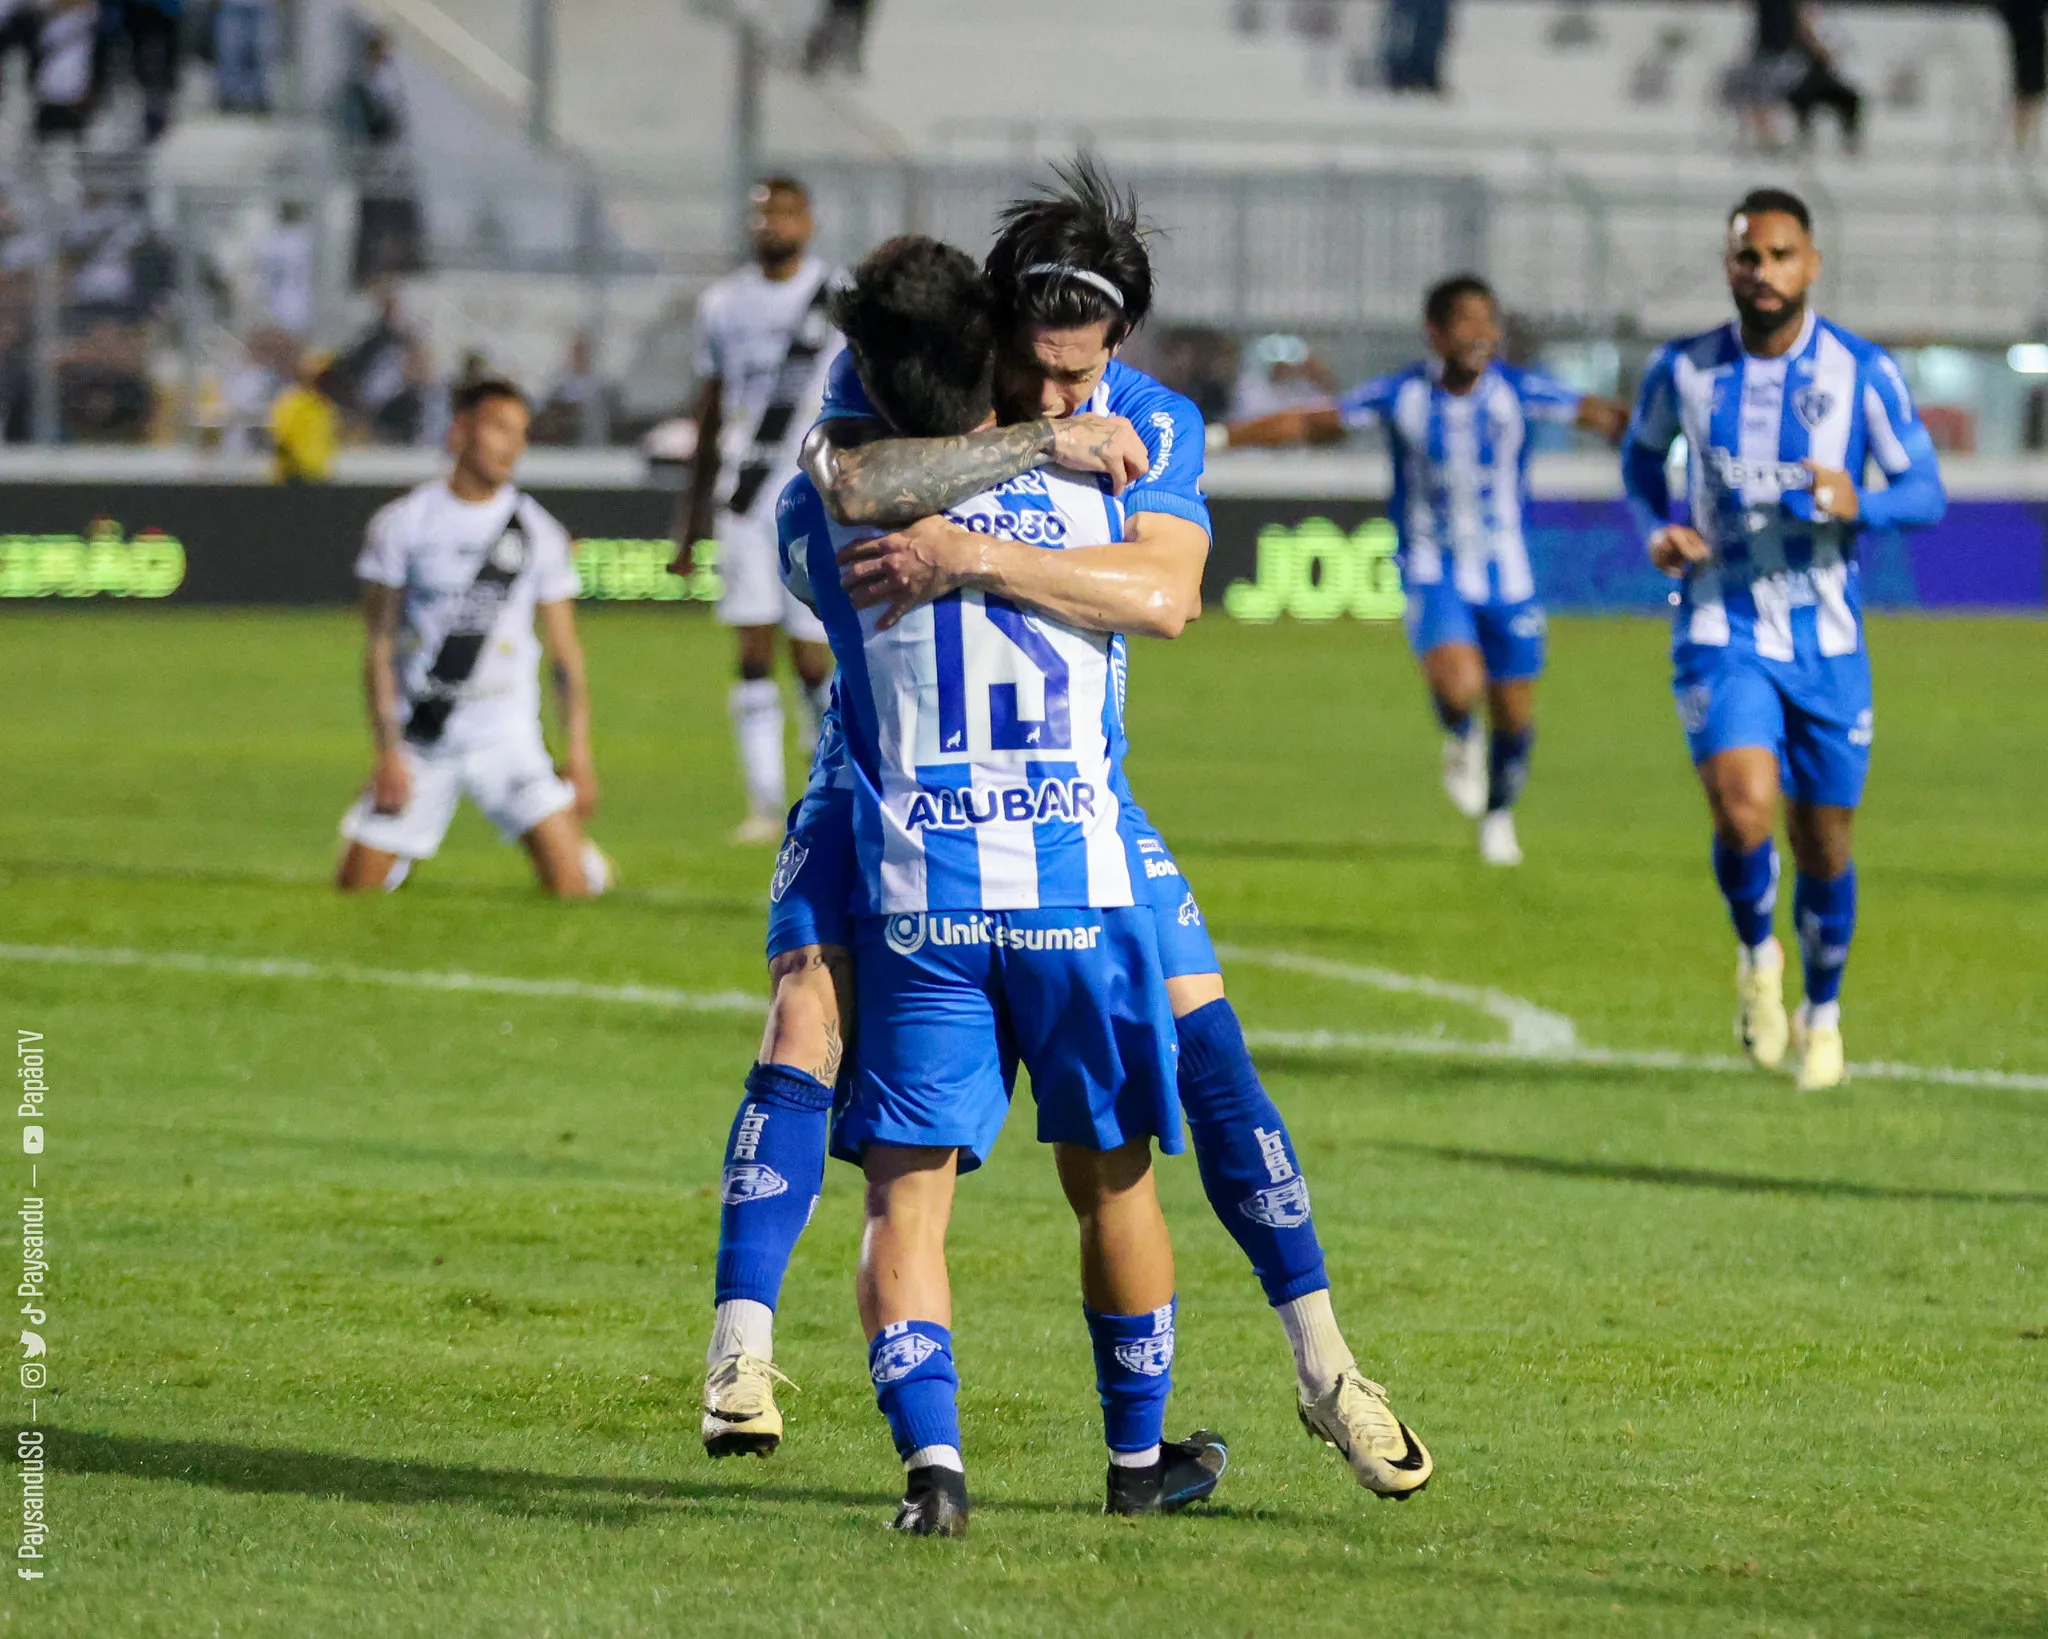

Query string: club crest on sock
720 1162 790 1205
872 1324 941 1383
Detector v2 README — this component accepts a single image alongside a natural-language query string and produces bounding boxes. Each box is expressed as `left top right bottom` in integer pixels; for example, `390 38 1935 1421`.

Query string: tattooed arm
799 413 1151 528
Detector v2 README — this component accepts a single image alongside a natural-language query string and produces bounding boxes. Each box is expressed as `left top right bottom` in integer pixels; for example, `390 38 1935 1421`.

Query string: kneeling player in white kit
336 377 613 897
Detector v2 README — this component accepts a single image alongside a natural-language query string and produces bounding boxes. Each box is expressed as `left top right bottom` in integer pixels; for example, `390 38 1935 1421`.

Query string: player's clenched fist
370 746 412 815
1648 525 1713 575
1048 414 1150 492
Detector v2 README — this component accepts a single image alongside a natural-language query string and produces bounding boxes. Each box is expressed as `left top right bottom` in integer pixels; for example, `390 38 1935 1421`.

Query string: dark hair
1729 187 1812 234
1425 274 1496 329
754 174 810 206
985 156 1154 346
830 236 995 438
452 375 529 418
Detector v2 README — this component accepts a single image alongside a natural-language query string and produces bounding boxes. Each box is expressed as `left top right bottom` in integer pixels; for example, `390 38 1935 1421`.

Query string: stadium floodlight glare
2007 344 2048 375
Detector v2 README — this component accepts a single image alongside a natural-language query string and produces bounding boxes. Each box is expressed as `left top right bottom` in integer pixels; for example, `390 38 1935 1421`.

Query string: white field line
0 944 759 1015
6 942 2046 1094
1215 944 1580 1053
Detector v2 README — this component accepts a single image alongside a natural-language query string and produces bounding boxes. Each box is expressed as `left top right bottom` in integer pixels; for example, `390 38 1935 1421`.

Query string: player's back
779 467 1135 917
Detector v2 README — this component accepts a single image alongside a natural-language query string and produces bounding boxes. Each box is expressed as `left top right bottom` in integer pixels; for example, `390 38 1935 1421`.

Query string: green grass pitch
3 606 2045 1638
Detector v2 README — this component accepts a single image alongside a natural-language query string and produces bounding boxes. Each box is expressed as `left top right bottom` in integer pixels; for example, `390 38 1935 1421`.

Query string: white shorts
716 509 828 641
340 721 576 860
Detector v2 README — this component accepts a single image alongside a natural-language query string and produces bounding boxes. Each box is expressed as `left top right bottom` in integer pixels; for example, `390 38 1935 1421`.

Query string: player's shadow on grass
1373 1140 2048 1207
46 1428 1106 1522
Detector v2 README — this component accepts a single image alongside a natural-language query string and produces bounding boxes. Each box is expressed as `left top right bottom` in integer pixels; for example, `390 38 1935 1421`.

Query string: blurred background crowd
2 0 2047 468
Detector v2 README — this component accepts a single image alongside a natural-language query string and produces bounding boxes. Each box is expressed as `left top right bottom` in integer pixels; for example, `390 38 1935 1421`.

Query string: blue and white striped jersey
1337 360 1583 606
777 467 1137 916
1622 310 1945 662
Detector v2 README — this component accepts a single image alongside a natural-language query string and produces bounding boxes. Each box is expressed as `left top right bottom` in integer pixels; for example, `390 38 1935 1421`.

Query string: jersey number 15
933 593 1071 755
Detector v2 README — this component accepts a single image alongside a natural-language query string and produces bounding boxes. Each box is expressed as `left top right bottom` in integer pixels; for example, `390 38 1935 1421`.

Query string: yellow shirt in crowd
270 385 337 484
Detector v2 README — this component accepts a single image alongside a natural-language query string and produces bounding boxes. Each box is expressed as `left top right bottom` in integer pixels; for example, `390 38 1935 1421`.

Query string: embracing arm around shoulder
799 414 1151 529
835 507 1208 638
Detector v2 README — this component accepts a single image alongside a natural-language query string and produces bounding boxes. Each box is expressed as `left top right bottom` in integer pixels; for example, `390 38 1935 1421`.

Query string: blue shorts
1403 579 1546 682
765 784 860 957
831 906 1183 1173
766 787 1222 981
1673 642 1873 808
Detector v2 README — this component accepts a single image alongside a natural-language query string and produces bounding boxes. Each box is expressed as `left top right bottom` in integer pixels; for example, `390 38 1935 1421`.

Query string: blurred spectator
333 286 421 443
220 323 295 455
60 317 150 440
1629 26 1691 106
35 0 99 142
340 30 424 286
122 0 182 143
253 200 314 336
1999 0 2046 152
1731 0 1804 147
269 347 339 482
0 1 38 108
803 0 872 77
212 0 272 112
338 24 403 144
1382 0 1450 93
530 329 608 445
1787 4 1861 153
1229 333 1337 421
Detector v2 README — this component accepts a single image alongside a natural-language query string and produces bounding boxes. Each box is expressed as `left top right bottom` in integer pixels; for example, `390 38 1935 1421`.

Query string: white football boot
1478 809 1522 867
701 1351 791 1458
1734 938 1791 1071
1441 726 1488 819
1791 1002 1846 1091
1299 1371 1433 1499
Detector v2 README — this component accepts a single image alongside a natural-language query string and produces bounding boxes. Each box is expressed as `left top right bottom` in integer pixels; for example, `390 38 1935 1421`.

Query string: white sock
1740 935 1781 972
578 840 610 895
1108 1444 1160 1469
1805 999 1841 1031
707 1298 774 1367
1277 1288 1357 1401
381 857 411 893
905 1443 964 1473
729 679 786 816
796 678 832 756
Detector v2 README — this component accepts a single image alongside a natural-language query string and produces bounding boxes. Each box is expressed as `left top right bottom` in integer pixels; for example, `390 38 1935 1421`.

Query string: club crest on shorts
720 1163 789 1205
1677 683 1712 735
1792 386 1835 430
1240 1175 1312 1230
884 913 927 955
769 837 808 903
488 527 529 575
871 1329 939 1383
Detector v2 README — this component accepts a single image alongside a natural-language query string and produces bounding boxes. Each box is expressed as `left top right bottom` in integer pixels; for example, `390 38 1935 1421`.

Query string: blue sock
1177 999 1329 1308
1433 696 1473 737
869 1320 960 1460
713 1063 832 1309
1712 837 1780 951
1795 866 1857 1008
1486 725 1535 813
1084 1300 1176 1455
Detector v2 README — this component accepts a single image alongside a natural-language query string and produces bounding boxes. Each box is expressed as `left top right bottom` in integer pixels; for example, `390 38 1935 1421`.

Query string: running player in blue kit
698 164 1431 1509
1225 277 1630 865
1622 189 1945 1090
